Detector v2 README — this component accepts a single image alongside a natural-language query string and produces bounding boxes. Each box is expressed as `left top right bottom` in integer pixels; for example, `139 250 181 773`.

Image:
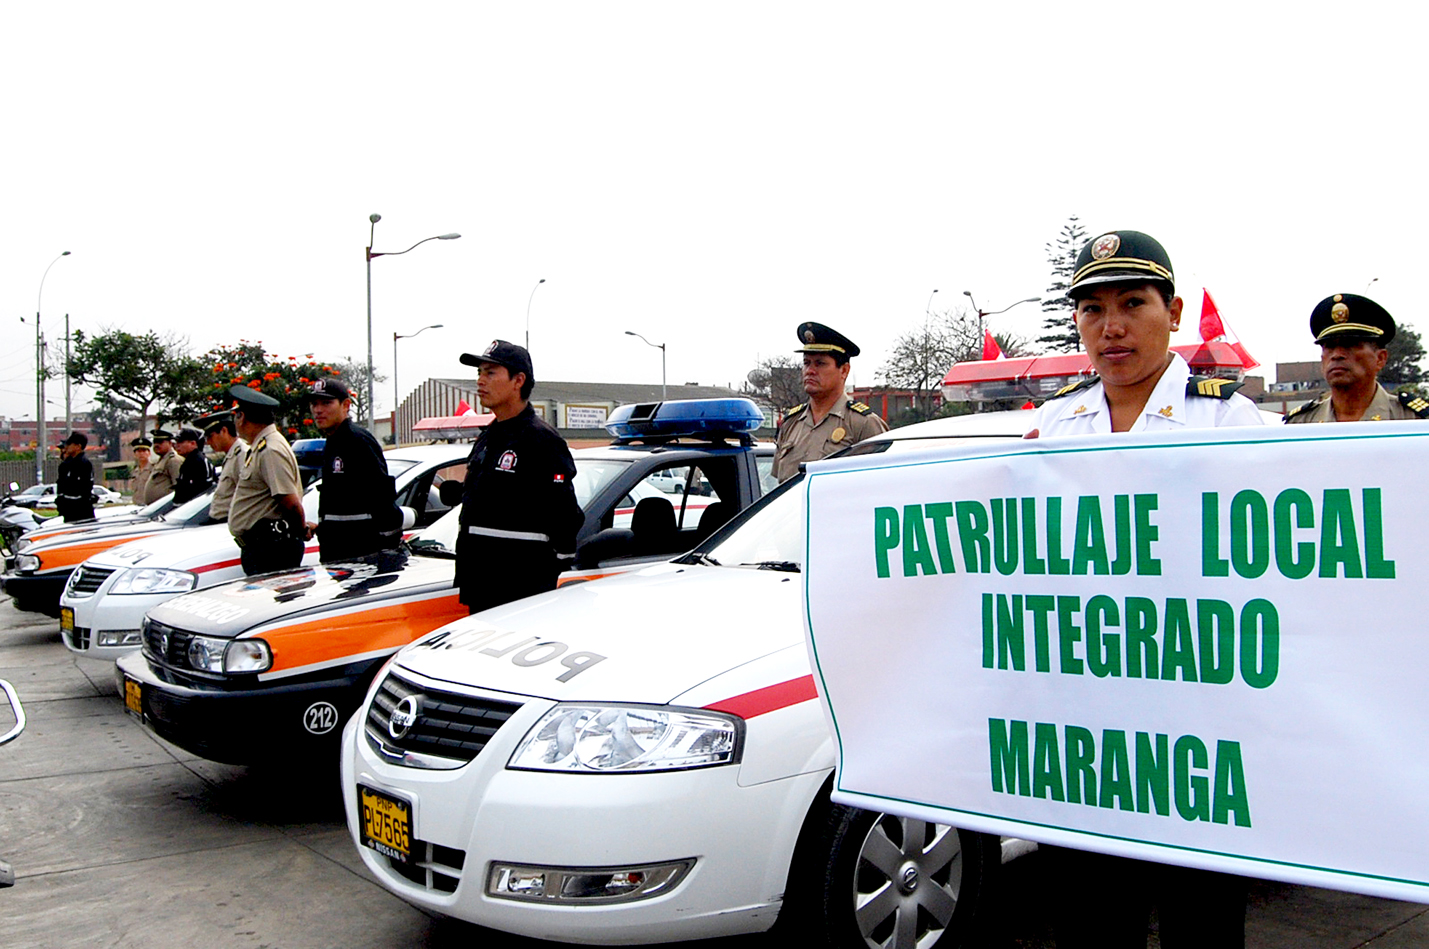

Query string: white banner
804 422 1429 902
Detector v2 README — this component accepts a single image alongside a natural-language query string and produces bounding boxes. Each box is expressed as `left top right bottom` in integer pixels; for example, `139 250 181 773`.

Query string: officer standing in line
55 432 95 523
1285 293 1429 423
141 428 182 503
227 386 306 576
201 412 245 522
453 340 583 613
171 427 217 504
771 322 888 483
1025 229 1255 948
306 378 401 562
129 436 154 504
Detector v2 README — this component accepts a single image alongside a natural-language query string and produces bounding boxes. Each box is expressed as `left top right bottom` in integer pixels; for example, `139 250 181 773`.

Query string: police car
59 444 471 661
115 400 777 766
340 410 1029 949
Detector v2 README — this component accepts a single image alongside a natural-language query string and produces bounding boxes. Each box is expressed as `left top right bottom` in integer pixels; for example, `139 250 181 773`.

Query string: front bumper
340 668 824 944
115 651 384 765
61 589 157 660
2 571 71 613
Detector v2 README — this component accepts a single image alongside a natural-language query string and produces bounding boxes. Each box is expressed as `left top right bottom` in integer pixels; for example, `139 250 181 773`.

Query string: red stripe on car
704 675 817 719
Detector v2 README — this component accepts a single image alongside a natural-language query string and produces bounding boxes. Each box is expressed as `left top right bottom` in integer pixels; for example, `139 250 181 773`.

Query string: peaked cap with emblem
793 322 861 359
1070 230 1175 299
130 436 153 448
308 377 352 401
1309 293 1396 346
460 339 534 381
228 384 281 408
191 406 235 429
150 428 175 441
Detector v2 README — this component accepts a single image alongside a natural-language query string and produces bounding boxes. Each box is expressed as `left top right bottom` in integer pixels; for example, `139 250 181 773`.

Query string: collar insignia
1158 405 1174 417
1073 405 1087 415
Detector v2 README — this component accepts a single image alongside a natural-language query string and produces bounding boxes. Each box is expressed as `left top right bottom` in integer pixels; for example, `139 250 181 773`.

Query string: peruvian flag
982 330 1005 361
1199 290 1260 370
455 399 479 417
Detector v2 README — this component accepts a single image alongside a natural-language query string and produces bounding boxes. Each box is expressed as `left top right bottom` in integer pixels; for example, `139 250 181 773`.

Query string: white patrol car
341 410 1031 949
60 444 472 660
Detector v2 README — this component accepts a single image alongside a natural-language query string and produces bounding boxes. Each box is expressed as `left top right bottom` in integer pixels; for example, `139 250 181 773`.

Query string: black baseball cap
309 378 352 402
176 428 203 443
460 339 534 380
1070 230 1175 299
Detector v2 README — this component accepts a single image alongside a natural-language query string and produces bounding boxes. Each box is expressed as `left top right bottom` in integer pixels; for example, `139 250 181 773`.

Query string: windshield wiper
407 539 456 558
740 560 801 572
682 551 721 566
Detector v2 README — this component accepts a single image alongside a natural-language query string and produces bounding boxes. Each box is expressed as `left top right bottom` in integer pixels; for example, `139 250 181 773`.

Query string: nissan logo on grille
389 695 421 739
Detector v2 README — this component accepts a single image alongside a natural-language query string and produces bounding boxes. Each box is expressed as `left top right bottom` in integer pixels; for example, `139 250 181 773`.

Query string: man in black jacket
454 340 583 613
307 377 400 562
56 432 95 522
171 428 217 504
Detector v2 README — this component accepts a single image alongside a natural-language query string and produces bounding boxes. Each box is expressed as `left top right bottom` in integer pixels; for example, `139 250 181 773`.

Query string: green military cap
130 436 152 448
151 428 175 442
1070 230 1175 299
192 406 235 429
794 322 861 359
1310 293 1396 345
228 384 281 408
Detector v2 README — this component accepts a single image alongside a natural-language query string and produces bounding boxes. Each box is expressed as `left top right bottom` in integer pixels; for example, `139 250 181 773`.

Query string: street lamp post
525 278 546 351
393 324 443 444
624 331 667 402
36 251 70 485
962 291 1041 345
365 214 460 435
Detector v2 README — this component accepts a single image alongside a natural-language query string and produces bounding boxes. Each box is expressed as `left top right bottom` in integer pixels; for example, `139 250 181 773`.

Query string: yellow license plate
60 607 74 632
359 785 411 863
123 677 143 717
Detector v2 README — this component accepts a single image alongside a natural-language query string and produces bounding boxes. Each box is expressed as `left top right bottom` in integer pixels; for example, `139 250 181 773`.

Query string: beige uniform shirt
1285 384 1425 423
773 395 889 482
227 426 302 536
131 462 153 506
141 450 182 504
208 438 248 521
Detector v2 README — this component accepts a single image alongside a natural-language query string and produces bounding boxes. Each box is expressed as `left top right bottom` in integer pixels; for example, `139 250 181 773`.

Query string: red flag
455 399 476 416
1020 400 1036 410
1200 290 1226 341
982 330 1004 361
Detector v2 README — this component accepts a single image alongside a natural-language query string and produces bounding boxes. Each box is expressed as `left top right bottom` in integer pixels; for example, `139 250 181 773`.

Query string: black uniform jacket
173 451 217 505
455 403 582 611
317 417 400 562
56 455 95 522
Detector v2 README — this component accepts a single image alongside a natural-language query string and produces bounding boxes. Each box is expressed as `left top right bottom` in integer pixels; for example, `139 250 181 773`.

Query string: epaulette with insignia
846 400 874 416
1398 391 1429 418
1284 399 1321 422
1052 376 1099 399
784 403 808 418
1186 376 1244 400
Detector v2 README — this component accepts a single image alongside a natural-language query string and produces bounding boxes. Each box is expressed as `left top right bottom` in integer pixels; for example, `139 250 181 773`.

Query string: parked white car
60 444 471 660
340 410 1032 949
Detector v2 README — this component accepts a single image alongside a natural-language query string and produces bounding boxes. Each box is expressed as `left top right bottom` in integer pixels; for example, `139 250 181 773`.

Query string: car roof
384 443 474 463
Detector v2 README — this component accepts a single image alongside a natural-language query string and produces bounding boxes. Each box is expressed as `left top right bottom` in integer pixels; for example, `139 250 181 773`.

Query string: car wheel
780 790 997 949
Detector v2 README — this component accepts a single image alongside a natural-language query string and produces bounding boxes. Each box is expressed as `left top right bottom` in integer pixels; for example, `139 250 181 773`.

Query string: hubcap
852 815 964 949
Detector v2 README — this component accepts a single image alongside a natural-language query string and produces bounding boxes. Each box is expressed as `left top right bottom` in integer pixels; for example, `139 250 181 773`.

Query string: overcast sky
4 3 1423 424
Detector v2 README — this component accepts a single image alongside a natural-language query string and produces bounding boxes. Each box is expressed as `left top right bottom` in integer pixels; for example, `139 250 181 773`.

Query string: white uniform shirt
1031 354 1266 436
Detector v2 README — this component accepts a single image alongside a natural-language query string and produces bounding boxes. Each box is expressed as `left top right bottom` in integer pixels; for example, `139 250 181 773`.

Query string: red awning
411 413 495 439
940 342 1257 388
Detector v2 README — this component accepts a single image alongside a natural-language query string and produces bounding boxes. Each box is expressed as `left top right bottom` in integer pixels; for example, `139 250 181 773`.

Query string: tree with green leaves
1037 215 1087 352
878 305 983 422
174 341 345 440
67 329 203 435
1382 323 1426 386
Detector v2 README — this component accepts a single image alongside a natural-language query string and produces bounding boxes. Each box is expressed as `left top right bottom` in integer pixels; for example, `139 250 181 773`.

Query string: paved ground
1 597 1426 948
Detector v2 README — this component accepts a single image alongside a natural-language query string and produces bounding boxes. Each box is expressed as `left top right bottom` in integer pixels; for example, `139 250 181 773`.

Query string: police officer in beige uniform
200 412 245 521
1285 293 1429 424
772 322 888 482
226 386 305 575
141 428 183 504
129 437 154 505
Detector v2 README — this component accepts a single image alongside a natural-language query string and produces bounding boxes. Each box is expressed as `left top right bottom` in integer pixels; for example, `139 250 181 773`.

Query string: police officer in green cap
771 321 887 482
1285 293 1429 423
226 385 305 575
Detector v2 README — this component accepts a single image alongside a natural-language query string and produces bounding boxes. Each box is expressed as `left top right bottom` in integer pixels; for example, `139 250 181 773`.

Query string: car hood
85 522 237 570
145 549 456 636
392 563 804 704
24 512 168 546
24 515 181 554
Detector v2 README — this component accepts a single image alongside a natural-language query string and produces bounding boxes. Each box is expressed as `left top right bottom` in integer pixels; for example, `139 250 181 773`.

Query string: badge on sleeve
553 473 565 483
332 457 344 474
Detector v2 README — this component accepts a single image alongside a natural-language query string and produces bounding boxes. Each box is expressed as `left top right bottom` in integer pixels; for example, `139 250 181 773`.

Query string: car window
615 464 722 531
701 476 802 568
410 506 462 557
572 459 632 509
385 458 419 478
755 454 779 493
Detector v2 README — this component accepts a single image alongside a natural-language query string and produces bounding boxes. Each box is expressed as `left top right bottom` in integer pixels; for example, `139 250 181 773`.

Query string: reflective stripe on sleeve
321 513 373 522
467 525 551 542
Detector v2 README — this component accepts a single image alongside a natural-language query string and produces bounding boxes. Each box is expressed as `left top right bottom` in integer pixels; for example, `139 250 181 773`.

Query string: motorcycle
0 677 25 887
0 483 42 562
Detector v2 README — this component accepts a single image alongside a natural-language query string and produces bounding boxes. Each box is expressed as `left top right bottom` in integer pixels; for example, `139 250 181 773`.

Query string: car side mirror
576 528 635 569
399 506 417 531
438 480 464 507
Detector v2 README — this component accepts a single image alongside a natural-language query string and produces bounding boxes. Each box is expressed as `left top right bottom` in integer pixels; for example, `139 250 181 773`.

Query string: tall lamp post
525 278 546 351
624 331 667 402
962 291 1041 345
366 214 460 435
393 324 443 444
36 251 71 484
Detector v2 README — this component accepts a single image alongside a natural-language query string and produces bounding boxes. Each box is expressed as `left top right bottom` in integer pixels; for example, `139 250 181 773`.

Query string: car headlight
186 636 272 674
16 554 39 572
508 704 742 773
110 568 197 595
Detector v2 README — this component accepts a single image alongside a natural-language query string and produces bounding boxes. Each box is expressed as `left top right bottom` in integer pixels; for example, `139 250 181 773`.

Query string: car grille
382 840 465 894
143 619 195 671
68 565 116 597
365 672 520 767
63 626 91 651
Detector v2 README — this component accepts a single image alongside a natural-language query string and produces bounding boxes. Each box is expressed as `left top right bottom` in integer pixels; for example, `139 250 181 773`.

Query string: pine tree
1037 215 1087 352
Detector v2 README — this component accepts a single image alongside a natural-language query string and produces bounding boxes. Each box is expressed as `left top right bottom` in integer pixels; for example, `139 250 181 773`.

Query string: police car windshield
700 476 803 570
409 507 461 557
572 460 631 509
163 492 212 522
385 459 419 477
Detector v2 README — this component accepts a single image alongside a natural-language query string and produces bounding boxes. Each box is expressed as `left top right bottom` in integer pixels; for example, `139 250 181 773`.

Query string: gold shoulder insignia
847 400 874 416
1398 392 1429 418
1186 376 1244 400
1053 376 1099 399
1284 399 1320 423
784 403 808 418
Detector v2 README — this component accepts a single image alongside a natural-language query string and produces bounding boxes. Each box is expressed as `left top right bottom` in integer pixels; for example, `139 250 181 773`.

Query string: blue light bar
604 398 765 440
